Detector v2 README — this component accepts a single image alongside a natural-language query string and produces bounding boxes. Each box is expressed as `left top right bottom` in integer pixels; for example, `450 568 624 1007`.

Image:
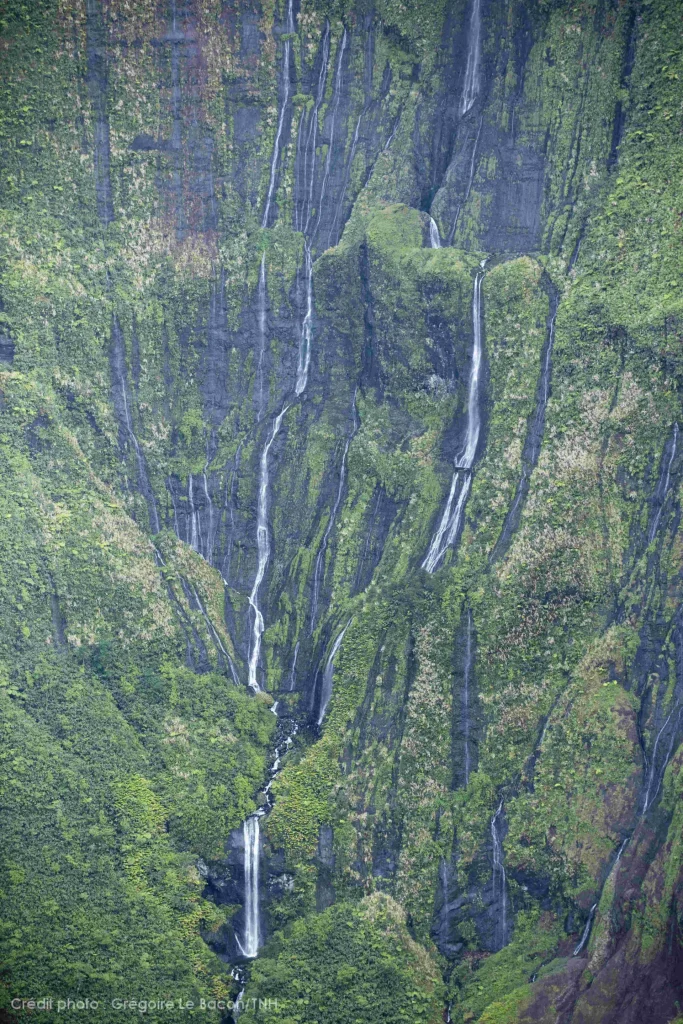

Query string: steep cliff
1 0 682 1021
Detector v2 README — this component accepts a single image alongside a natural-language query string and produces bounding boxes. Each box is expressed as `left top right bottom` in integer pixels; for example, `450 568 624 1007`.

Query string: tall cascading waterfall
490 285 559 563
247 406 289 692
648 422 679 543
317 619 352 726
237 815 262 959
490 800 508 950
235 716 299 958
429 216 441 249
236 21 351 966
463 609 473 785
422 261 486 573
460 0 482 115
310 392 359 631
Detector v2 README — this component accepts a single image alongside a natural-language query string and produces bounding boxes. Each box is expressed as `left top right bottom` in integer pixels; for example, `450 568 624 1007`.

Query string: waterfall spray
429 216 441 248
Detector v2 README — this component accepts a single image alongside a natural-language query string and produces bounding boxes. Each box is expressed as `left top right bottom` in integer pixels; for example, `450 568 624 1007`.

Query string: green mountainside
0 0 682 1021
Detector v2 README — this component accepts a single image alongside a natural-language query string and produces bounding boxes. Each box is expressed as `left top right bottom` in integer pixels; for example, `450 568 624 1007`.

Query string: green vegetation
240 893 445 1024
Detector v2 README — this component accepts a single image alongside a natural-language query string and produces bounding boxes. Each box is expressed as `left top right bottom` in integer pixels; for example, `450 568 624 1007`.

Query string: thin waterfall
463 609 473 785
330 111 363 245
297 22 331 234
262 0 295 228
422 261 486 573
294 28 348 396
448 115 483 244
317 619 352 725
111 318 160 533
222 440 243 585
188 474 200 552
641 704 683 815
310 391 359 630
288 640 300 691
295 243 314 395
573 903 597 957
429 216 441 248
491 285 559 563
248 406 289 691
256 254 268 419
461 0 482 114
313 28 348 242
238 815 261 958
648 422 679 543
491 800 508 950
202 469 214 565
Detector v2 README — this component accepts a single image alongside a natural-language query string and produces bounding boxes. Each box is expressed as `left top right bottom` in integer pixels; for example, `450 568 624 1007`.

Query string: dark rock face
0 333 14 364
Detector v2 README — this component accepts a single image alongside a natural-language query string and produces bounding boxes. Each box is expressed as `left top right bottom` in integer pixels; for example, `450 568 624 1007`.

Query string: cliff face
1 0 682 1021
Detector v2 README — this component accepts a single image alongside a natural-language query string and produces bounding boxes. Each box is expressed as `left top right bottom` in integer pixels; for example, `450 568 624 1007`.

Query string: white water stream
422 262 486 572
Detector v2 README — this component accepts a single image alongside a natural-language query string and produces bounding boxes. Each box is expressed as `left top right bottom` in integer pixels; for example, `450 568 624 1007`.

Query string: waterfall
248 406 289 691
238 815 262 958
422 262 486 573
463 609 473 785
461 0 482 115
330 111 363 245
313 28 348 243
648 422 679 543
202 468 214 565
296 22 331 234
222 440 243 586
448 116 483 244
188 474 201 553
256 254 268 419
236 709 299 960
429 216 441 249
491 286 559 563
295 243 314 395
288 640 300 691
490 800 508 950
310 392 359 631
262 0 295 228
294 28 348 396
641 704 683 815
110 317 160 533
317 619 352 725
573 903 597 957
